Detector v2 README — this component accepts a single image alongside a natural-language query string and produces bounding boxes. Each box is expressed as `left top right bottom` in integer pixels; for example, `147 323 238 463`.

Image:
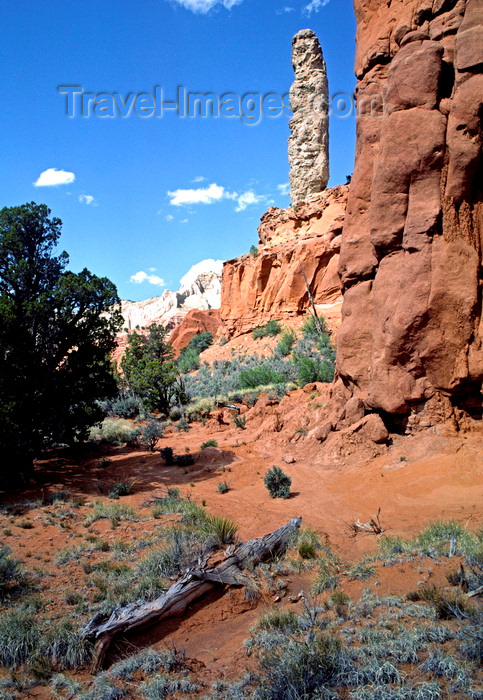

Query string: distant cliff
119 259 223 331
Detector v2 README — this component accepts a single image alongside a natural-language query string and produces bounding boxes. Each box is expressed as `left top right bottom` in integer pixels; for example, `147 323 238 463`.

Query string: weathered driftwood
82 516 301 670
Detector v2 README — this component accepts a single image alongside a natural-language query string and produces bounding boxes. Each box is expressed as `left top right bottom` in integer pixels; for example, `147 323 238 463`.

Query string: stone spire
288 29 329 204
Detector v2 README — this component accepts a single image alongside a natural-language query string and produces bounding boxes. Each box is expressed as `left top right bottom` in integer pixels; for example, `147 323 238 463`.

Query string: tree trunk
82 517 301 671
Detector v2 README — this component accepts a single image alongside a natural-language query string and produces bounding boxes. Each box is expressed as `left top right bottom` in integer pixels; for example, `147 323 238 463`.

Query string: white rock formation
288 29 329 204
119 259 223 330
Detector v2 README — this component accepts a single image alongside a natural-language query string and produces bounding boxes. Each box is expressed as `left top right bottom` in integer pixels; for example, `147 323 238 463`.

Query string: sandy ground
1 388 482 695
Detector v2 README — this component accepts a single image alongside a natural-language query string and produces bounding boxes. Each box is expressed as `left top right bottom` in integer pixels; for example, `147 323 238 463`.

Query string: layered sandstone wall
220 185 348 338
334 0 482 426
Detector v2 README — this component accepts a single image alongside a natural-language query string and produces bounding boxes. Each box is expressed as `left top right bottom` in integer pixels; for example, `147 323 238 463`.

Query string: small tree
264 466 292 499
0 203 122 486
121 324 178 414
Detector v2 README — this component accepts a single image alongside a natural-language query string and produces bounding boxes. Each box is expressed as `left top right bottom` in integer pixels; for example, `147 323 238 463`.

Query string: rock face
169 309 221 357
119 259 223 331
335 0 483 427
288 29 329 204
220 185 348 337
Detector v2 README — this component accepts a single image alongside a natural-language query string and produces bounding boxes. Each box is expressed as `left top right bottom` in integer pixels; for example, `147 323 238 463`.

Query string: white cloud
277 183 290 196
168 183 226 206
180 259 224 288
276 5 295 13
130 271 165 286
34 168 75 187
192 175 206 183
170 0 242 13
167 182 270 212
165 214 174 221
303 0 329 15
234 190 265 212
78 194 96 206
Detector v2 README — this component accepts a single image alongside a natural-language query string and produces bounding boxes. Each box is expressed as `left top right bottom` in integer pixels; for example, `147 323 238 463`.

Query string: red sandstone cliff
220 185 348 338
332 0 482 430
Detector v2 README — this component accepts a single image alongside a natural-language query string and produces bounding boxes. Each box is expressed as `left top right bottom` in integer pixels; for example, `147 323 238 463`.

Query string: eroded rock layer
289 29 329 203
336 0 483 426
220 185 348 337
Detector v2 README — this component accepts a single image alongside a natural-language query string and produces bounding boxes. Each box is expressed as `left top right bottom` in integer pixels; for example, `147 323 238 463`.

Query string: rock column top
288 29 329 204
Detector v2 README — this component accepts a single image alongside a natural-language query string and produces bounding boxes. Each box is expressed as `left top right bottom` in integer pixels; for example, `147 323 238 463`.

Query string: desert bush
415 520 479 557
142 420 165 451
252 320 282 339
42 619 92 669
185 397 216 421
177 346 200 374
0 546 23 595
0 608 41 667
169 406 182 421
256 630 343 699
84 502 138 527
233 414 246 429
101 391 142 419
238 364 286 389
264 465 291 499
274 328 297 357
139 673 198 699
108 481 133 499
201 514 238 545
201 439 218 449
217 481 229 494
313 560 339 593
301 315 329 339
110 647 185 681
293 353 334 385
249 244 259 258
256 608 300 633
89 419 134 446
188 331 214 354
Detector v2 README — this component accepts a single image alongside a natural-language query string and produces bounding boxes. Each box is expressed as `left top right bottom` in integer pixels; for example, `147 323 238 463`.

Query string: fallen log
82 516 301 671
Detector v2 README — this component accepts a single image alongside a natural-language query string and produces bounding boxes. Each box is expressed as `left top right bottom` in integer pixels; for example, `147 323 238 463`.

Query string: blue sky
1 0 356 301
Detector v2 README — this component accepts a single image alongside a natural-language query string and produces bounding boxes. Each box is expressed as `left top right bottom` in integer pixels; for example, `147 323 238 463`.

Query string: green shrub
201 514 238 544
301 315 329 339
177 346 200 374
142 420 165 451
0 609 41 668
188 332 214 354
101 391 142 419
169 406 182 421
298 541 316 560
185 397 215 421
249 244 259 258
233 414 246 429
252 320 282 339
0 546 22 594
293 354 334 385
201 439 218 449
264 466 291 499
89 419 134 446
217 481 229 494
108 481 133 499
274 328 297 357
238 364 285 389
84 502 138 527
